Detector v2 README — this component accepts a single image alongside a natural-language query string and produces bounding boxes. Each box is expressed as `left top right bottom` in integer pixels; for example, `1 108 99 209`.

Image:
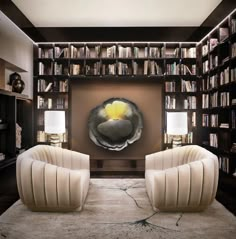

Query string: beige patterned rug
0 179 236 239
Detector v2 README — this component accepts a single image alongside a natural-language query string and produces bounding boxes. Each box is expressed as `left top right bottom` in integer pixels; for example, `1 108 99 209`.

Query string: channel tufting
145 145 218 212
16 145 90 212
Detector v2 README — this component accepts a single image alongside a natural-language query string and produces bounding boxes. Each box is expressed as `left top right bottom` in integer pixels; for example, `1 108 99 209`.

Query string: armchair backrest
18 145 89 170
145 145 217 170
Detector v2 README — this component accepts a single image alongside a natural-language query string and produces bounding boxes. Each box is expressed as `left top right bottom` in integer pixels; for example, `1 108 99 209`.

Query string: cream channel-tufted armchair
145 145 219 212
16 145 90 212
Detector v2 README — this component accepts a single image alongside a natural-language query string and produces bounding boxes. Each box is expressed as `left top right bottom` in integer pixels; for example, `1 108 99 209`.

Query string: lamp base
49 134 62 147
172 135 182 148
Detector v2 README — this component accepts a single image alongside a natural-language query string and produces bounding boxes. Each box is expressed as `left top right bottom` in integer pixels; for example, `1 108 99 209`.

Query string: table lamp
44 111 65 147
167 112 188 148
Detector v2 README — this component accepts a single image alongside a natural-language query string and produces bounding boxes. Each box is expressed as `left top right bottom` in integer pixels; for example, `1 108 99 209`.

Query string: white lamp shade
167 112 188 135
44 111 65 134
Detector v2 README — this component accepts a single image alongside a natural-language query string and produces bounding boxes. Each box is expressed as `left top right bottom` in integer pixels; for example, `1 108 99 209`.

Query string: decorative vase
9 72 21 85
12 77 25 93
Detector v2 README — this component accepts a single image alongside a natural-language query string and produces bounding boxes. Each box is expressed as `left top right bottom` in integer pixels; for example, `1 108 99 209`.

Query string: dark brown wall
71 79 162 161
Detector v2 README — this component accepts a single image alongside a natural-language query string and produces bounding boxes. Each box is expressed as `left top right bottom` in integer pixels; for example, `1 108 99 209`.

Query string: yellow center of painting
104 101 128 120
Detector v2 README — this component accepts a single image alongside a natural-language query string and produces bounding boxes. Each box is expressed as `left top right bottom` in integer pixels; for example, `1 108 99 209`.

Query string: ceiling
12 0 222 27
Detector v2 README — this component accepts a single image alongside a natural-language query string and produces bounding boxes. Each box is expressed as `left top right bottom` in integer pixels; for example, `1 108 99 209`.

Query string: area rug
0 179 235 239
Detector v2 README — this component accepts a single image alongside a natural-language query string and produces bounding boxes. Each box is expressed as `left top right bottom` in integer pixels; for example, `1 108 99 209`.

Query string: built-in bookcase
34 9 236 181
163 42 197 148
34 43 69 148
198 11 236 179
34 42 198 159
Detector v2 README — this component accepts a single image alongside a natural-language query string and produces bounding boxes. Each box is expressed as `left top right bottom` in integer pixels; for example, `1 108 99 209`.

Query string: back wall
71 79 162 170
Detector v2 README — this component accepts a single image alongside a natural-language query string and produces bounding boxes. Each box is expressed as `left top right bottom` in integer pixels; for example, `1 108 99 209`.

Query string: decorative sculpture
88 98 143 151
9 72 25 93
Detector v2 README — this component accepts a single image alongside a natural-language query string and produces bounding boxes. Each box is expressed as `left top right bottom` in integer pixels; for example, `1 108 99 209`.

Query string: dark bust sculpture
9 72 25 93
88 98 143 151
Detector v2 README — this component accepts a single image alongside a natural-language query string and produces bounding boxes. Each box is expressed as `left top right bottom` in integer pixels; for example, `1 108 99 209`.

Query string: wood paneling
71 79 162 173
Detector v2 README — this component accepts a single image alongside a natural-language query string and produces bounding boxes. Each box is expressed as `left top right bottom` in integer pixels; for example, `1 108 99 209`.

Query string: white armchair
145 145 218 212
16 145 90 212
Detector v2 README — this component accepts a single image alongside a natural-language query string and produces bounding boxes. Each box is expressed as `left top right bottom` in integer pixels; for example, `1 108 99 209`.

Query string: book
219 27 229 42
44 82 53 92
209 38 218 50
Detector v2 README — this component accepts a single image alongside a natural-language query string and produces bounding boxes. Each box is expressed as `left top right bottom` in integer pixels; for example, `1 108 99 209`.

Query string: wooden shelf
0 89 29 100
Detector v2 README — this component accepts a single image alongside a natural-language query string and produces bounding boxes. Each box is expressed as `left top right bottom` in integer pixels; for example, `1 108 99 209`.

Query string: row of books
202 94 209 108
209 55 218 69
71 61 163 76
220 67 229 85
118 46 132 58
181 80 197 92
37 96 68 109
165 81 176 92
183 96 196 109
85 62 101 75
210 133 218 147
166 63 194 75
192 112 197 127
54 63 69 75
231 19 236 34
202 68 235 91
38 62 53 75
220 92 230 107
165 95 196 109
231 43 236 58
117 62 132 75
102 64 116 75
180 48 196 58
202 60 209 73
202 92 218 108
165 96 176 109
219 156 230 174
38 60 197 76
38 48 53 58
211 92 218 108
209 75 218 89
54 46 70 58
201 112 236 128
202 38 218 56
38 45 197 59
231 67 236 82
219 27 229 42
37 79 68 92
164 132 194 144
71 45 91 58
202 114 219 127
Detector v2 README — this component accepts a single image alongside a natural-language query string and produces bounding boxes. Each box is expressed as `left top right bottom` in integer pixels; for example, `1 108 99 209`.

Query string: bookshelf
163 42 197 149
0 89 32 170
34 44 69 148
198 11 236 191
34 42 198 173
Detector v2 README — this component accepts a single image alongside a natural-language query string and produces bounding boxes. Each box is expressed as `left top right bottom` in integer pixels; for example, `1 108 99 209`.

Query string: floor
0 164 19 215
1 179 235 239
0 166 235 216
